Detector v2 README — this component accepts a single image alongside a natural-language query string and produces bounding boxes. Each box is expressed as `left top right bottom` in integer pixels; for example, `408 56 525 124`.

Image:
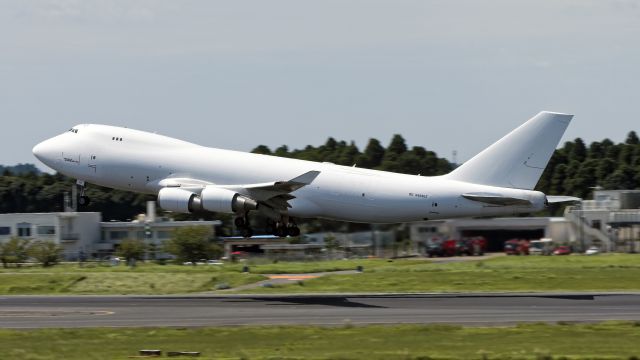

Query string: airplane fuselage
33 124 547 223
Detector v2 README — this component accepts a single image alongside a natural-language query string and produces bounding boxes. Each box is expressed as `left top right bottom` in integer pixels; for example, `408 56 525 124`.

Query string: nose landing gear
79 195 90 206
76 180 91 206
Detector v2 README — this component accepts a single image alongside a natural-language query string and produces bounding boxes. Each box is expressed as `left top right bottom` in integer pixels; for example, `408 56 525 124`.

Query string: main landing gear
77 180 91 206
234 215 301 239
266 220 300 238
234 216 253 238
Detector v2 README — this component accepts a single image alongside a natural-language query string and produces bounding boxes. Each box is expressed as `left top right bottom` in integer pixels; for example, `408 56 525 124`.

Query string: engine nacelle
201 186 258 213
158 186 258 214
157 188 202 213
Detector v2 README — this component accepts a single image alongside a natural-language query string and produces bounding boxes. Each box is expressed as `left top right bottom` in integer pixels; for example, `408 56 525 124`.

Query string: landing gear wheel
234 217 246 228
76 180 89 207
287 226 300 237
265 222 275 235
275 226 287 238
241 227 254 238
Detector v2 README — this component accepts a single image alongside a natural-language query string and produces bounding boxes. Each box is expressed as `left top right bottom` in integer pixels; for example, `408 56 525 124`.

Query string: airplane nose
32 138 56 165
32 142 44 159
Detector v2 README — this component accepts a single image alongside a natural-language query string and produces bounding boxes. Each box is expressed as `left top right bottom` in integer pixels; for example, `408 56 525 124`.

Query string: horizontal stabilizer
546 195 582 204
462 193 532 206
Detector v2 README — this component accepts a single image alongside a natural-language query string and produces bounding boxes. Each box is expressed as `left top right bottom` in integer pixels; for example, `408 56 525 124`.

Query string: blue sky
2 0 640 170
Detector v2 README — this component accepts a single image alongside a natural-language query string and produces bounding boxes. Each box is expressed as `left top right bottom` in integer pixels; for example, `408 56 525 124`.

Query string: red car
504 239 529 255
553 246 571 255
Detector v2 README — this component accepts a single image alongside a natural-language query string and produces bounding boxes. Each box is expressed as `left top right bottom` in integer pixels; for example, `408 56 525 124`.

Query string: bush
117 239 147 263
0 237 31 268
164 226 221 264
27 240 63 267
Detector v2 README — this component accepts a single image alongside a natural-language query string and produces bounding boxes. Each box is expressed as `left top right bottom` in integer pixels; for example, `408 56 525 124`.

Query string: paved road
1 293 639 328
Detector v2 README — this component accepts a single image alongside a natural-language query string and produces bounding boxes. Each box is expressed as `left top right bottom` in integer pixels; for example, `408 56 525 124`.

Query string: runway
1 293 640 328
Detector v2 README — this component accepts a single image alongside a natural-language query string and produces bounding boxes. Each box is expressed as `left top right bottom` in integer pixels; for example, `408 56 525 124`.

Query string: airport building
410 190 640 253
0 211 101 259
569 190 640 252
410 217 573 253
0 202 221 260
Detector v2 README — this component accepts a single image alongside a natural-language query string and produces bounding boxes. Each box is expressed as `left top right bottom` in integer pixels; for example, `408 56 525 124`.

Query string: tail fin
445 111 573 190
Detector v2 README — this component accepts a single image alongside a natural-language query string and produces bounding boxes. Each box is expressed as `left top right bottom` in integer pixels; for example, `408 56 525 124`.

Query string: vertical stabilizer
445 111 573 190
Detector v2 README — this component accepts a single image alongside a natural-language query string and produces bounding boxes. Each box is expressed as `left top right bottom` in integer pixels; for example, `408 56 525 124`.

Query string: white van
529 238 554 255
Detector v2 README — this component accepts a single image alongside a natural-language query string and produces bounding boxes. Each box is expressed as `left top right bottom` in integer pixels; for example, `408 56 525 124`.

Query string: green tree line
252 134 452 176
0 171 153 220
537 131 640 198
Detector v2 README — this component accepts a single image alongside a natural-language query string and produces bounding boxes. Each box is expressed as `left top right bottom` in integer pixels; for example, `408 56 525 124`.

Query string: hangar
410 217 574 253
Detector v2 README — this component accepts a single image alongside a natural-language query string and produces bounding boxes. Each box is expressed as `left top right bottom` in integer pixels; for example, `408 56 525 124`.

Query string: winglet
288 170 321 185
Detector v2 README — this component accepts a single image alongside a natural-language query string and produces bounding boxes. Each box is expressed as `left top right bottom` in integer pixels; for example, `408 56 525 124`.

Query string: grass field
1 322 640 359
0 263 266 294
233 258 394 274
1 254 640 294
241 254 640 293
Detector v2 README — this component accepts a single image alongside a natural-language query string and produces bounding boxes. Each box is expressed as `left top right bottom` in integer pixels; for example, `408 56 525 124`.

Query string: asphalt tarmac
1 293 639 328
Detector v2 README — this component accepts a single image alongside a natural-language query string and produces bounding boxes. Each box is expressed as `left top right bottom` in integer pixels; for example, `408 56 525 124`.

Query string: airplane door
87 154 98 178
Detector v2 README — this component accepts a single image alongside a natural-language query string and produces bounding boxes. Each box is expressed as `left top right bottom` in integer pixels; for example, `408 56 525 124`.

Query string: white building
99 217 221 259
0 202 221 260
567 190 640 252
0 212 101 259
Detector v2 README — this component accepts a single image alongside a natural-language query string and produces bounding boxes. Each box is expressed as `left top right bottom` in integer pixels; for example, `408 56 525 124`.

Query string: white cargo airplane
33 111 577 237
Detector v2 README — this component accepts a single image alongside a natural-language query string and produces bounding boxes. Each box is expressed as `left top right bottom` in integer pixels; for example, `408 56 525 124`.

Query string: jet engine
157 188 202 213
157 186 258 214
201 186 258 213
